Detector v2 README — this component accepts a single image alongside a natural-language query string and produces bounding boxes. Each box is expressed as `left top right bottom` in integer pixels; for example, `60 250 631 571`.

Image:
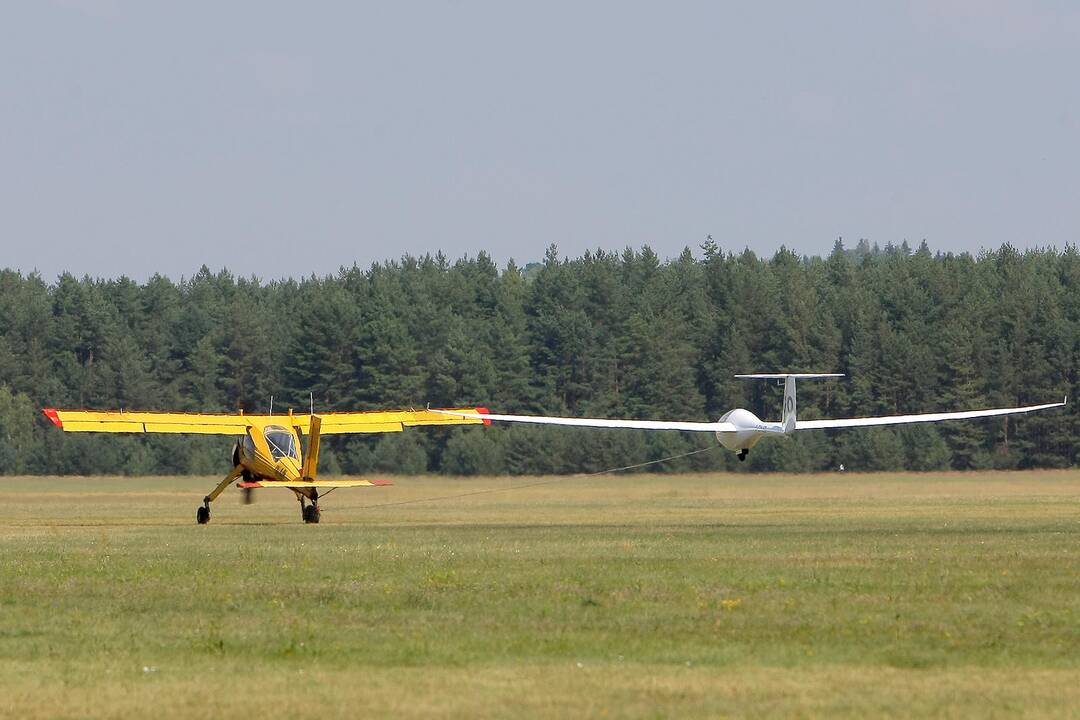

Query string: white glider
434 374 1066 461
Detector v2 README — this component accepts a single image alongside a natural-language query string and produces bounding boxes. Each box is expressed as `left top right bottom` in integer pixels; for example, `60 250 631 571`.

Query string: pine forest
1 240 1076 476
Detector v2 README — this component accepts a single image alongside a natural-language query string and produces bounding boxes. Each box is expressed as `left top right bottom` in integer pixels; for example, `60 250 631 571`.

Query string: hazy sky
2 1 1079 281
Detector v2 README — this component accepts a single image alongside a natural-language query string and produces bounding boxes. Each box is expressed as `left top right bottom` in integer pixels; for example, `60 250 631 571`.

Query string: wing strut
302 415 322 481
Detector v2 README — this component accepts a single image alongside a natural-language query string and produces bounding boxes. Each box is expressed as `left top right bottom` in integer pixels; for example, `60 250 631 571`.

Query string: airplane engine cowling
714 408 765 451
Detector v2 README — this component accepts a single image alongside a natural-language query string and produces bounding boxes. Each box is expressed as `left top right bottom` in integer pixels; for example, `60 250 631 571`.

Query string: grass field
1 470 1078 718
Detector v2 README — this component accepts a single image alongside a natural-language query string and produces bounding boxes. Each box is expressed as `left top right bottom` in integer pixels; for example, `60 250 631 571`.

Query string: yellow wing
42 407 489 435
43 408 251 434
293 408 490 435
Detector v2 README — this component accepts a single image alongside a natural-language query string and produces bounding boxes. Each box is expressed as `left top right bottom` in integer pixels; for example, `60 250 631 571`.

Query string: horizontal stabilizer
236 478 393 489
735 373 845 379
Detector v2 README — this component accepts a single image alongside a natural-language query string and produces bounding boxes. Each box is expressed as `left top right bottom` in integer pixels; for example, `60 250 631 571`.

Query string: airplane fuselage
234 422 306 483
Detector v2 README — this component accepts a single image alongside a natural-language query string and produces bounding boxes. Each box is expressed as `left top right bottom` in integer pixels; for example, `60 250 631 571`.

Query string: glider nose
714 408 765 452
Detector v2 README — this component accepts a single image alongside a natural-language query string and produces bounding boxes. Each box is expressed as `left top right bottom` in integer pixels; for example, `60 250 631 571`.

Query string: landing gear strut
196 465 243 525
194 465 325 524
737 449 749 462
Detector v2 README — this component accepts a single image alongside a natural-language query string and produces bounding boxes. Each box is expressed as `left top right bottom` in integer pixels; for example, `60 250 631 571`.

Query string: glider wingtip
476 406 491 425
42 408 63 428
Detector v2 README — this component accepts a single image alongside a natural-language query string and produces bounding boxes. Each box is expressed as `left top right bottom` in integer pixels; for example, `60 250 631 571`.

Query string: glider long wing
42 408 490 434
434 400 1065 433
795 399 1067 430
431 409 737 433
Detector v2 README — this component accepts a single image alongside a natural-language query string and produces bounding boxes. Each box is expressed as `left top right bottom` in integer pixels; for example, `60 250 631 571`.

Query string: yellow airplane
42 406 489 524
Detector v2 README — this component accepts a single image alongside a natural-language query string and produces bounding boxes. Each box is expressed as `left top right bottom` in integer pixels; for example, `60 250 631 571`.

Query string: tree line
1 240 1076 476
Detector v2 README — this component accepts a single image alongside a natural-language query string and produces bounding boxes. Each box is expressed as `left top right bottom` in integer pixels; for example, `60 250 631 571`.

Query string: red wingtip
43 409 63 428
476 407 491 426
369 478 393 486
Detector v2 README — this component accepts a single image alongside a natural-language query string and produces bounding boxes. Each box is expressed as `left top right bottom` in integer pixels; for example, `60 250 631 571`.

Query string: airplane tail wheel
196 506 210 524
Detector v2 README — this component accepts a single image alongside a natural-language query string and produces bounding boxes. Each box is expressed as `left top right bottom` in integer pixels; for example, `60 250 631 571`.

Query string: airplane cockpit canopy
264 425 299 461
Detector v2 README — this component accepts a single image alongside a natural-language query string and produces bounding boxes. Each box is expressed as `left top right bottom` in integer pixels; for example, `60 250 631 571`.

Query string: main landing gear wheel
737 449 749 462
196 505 210 524
302 504 321 524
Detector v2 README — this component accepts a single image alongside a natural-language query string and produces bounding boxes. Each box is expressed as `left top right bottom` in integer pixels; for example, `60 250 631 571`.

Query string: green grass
1 471 1078 718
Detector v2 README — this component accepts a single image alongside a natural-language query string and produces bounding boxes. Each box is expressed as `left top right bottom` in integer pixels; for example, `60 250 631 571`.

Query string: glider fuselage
714 408 784 452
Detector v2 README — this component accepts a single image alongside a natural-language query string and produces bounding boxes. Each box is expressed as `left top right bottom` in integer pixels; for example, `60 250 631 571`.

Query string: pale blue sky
2 1 1078 280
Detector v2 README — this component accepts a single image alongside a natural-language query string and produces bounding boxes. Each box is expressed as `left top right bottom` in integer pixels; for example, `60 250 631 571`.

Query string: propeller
233 442 256 504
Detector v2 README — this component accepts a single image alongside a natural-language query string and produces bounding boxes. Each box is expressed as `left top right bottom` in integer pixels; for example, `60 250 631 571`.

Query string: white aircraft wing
431 409 737 433
796 399 1066 430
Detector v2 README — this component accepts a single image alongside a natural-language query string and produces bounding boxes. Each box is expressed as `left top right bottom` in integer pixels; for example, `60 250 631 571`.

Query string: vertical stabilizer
782 376 796 433
734 373 843 432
